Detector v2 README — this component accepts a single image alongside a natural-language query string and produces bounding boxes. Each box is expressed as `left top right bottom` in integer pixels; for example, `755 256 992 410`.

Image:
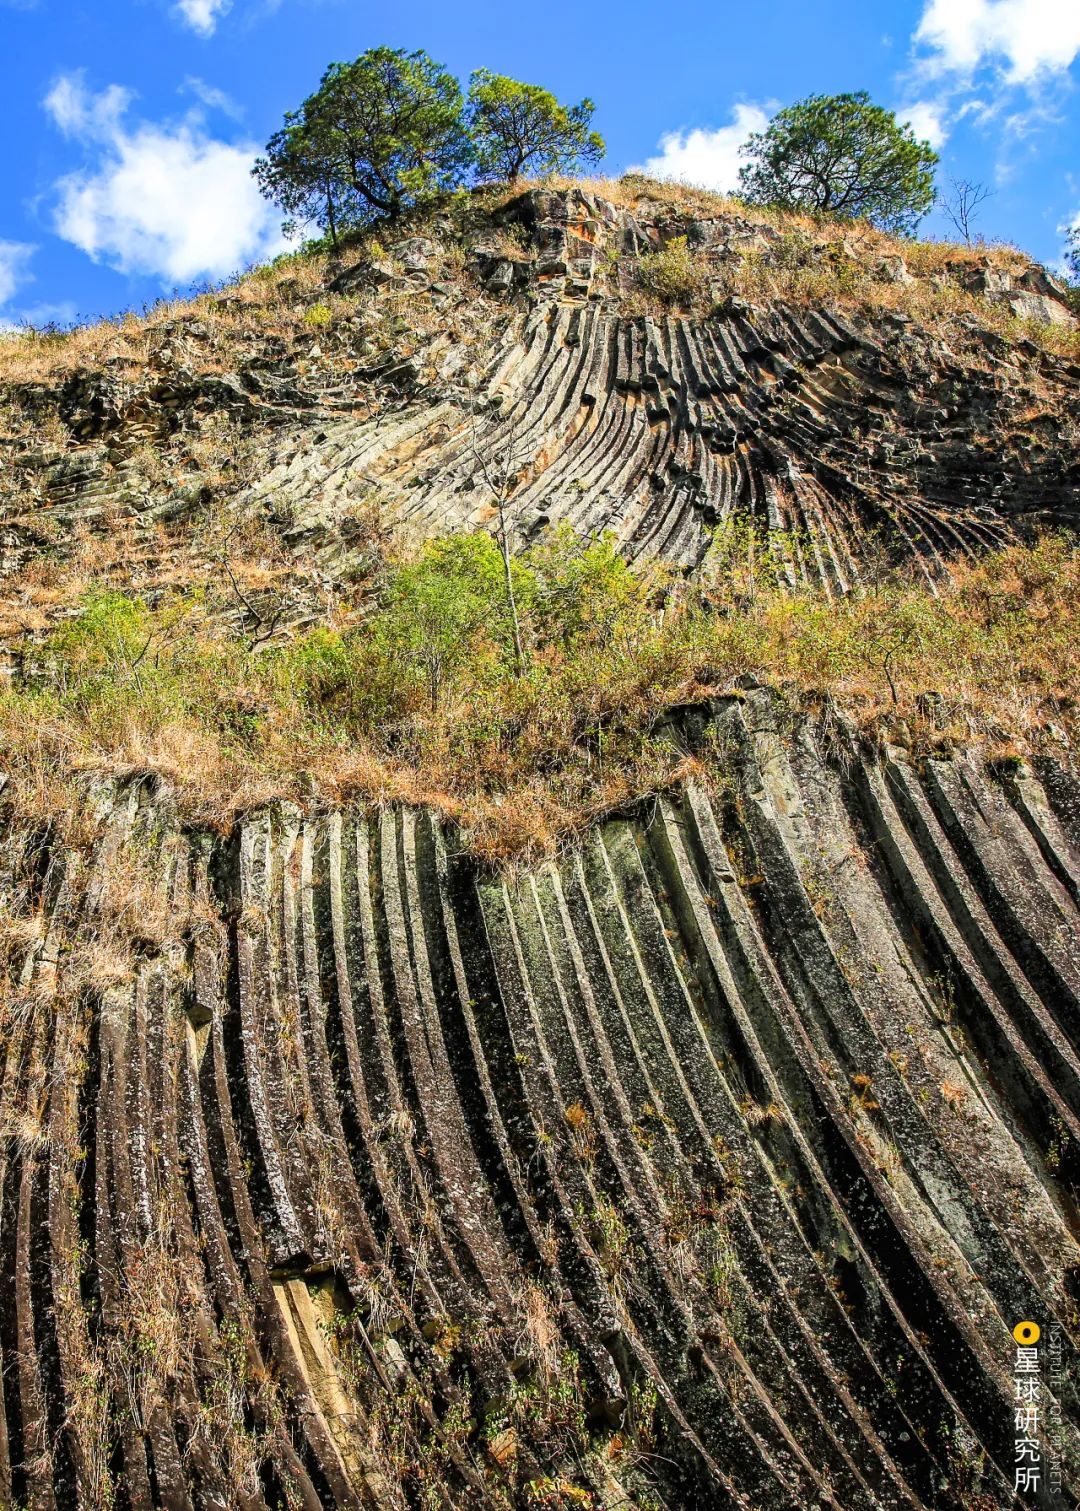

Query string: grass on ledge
1 172 1077 396
1 525 1077 866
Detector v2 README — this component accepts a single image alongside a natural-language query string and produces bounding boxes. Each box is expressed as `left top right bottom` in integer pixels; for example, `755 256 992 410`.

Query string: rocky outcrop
2 696 1079 1508
2 184 1080 1508
2 187 1078 619
249 295 1078 588
251 189 1078 588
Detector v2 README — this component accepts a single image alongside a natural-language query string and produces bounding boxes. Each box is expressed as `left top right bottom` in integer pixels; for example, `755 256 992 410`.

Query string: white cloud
45 75 132 137
2 300 79 334
182 75 243 120
1045 205 1080 277
0 243 37 332
0 241 35 308
174 0 230 36
899 99 950 148
44 74 286 286
630 104 772 193
915 0 1080 83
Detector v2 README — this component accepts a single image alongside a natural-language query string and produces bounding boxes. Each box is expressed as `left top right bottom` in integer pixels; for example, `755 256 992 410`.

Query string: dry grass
0 531 1076 869
0 176 1077 868
558 172 1032 275
1 172 1073 394
0 240 351 386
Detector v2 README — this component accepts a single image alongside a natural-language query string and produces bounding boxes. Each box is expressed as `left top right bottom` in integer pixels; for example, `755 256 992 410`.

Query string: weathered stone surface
1 704 1078 1506
1 188 1079 1506
1006 289 1077 325
962 262 1014 296
877 254 915 285
1018 264 1071 300
2 186 1077 623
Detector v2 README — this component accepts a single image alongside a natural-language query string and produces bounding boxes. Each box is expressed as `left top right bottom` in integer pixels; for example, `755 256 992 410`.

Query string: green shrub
6 530 1080 864
637 236 709 309
527 524 654 652
369 532 530 712
303 302 333 327
48 589 150 671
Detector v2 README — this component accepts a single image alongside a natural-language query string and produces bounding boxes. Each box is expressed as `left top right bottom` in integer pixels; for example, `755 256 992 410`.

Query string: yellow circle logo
1013 1321 1041 1345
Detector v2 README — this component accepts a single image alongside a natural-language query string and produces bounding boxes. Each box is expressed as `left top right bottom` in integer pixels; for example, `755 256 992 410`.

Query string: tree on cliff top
738 92 938 235
466 71 604 182
253 47 470 241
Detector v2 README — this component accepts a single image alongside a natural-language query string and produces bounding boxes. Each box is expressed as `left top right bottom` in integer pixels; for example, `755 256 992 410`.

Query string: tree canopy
253 47 471 242
738 92 938 235
466 70 604 182
254 50 608 242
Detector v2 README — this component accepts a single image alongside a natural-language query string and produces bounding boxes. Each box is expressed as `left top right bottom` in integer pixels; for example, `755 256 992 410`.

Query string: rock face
283 190 1079 589
2 186 1078 620
2 186 1080 1508
2 695 1080 1508
249 298 1025 588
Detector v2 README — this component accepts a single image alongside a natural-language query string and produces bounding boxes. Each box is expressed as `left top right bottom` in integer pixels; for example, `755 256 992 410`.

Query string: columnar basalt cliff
1 184 1079 1509
3 702 1080 1508
244 193 1080 588
2 186 1078 621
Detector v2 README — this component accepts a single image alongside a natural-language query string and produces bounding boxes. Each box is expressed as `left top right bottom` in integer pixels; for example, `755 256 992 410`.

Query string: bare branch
467 405 528 676
938 176 993 245
221 556 287 650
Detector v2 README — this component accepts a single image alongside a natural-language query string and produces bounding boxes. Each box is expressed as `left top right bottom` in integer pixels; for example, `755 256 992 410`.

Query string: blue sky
1 0 1078 327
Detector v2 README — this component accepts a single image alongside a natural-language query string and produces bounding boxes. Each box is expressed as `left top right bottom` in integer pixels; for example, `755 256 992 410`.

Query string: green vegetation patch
2 524 1077 865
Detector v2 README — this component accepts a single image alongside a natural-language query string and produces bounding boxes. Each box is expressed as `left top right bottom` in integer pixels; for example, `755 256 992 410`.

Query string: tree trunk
326 184 338 251
498 500 526 676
